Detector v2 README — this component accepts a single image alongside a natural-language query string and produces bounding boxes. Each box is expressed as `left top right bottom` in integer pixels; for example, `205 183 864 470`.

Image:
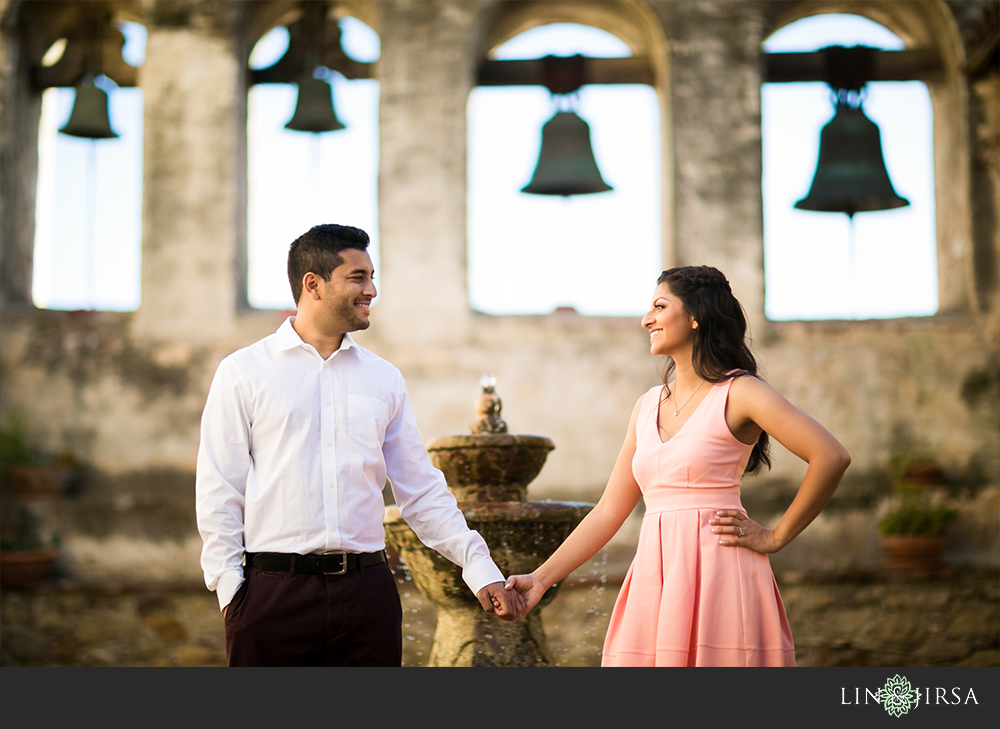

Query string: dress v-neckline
654 382 714 445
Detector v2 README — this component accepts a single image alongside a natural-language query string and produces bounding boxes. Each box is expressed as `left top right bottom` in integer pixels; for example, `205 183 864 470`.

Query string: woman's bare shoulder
633 384 662 407
729 373 770 391
630 387 654 417
728 374 788 411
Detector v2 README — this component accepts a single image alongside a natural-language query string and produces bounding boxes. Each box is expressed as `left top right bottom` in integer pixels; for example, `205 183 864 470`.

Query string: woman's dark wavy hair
657 265 772 475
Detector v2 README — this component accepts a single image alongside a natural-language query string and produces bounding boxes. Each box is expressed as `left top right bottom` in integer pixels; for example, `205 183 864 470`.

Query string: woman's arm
712 376 851 553
505 397 645 611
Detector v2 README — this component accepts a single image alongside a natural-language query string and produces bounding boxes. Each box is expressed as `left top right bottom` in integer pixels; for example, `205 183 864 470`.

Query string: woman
505 266 850 666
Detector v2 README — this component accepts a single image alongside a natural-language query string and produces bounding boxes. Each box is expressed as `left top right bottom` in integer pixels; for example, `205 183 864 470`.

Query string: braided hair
656 266 772 475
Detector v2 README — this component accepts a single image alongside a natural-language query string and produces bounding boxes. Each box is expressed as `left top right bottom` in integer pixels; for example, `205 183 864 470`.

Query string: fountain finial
470 372 508 434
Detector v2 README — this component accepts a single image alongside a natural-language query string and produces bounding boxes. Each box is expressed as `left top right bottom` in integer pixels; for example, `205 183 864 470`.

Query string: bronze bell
522 111 612 196
59 82 119 139
795 100 908 217
284 72 346 133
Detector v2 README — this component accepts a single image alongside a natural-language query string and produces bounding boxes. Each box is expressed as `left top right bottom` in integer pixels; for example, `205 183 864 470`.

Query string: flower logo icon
880 674 919 717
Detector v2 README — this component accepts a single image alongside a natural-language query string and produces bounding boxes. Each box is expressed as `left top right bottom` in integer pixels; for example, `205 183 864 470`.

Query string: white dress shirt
196 317 504 610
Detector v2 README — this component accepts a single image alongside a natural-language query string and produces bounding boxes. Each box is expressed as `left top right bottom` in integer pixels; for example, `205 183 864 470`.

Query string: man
196 224 523 666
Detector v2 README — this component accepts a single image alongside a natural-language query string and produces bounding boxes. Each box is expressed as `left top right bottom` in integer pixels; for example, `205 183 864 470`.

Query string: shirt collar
341 332 359 352
275 316 359 355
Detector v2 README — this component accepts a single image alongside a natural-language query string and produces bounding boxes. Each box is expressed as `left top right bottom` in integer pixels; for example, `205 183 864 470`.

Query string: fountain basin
385 500 592 609
425 434 555 502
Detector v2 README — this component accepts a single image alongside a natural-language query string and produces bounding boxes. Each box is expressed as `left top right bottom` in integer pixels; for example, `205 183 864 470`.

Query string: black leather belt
244 551 387 575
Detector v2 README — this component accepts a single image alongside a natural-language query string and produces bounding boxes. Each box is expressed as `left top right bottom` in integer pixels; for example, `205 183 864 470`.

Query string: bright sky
32 13 937 322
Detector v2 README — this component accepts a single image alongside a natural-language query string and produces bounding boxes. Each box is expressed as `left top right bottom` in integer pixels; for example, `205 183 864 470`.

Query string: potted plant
877 485 958 572
0 410 76 500
0 502 60 589
887 449 945 489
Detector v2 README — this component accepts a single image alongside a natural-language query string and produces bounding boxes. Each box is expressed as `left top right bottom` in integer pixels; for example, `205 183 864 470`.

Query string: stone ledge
2 566 996 667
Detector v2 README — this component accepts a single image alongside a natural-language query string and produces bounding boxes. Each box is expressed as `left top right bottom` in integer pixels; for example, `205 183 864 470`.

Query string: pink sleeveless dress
601 378 795 667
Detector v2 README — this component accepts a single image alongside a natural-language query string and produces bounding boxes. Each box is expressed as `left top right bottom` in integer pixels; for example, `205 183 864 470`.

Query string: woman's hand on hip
710 510 780 554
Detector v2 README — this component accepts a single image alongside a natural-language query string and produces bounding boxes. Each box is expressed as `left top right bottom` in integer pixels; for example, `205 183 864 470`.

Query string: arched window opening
468 23 661 317
246 16 380 311
33 20 145 311
762 14 937 321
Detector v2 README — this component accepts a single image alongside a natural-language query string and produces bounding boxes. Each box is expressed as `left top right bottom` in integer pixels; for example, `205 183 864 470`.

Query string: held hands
476 581 527 621
502 573 548 616
709 510 781 554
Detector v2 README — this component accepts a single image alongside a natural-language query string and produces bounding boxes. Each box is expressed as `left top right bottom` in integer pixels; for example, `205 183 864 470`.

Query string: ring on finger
737 527 746 537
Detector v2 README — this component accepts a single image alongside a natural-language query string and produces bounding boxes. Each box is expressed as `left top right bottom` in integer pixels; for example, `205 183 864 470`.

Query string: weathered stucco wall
0 0 997 584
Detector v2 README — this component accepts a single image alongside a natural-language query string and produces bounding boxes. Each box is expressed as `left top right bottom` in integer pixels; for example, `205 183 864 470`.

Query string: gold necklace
672 379 705 416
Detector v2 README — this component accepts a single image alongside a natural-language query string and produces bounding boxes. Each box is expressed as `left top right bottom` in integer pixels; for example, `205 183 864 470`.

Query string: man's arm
381 380 507 601
195 358 252 612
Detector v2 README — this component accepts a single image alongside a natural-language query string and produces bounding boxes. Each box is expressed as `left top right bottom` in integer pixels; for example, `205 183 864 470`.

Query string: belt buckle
322 551 348 575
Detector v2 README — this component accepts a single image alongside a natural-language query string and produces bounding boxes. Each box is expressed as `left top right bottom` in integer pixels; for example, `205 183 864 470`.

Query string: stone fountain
383 374 593 667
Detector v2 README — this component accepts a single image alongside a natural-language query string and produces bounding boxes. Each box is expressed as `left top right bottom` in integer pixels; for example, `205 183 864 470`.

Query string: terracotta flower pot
5 464 74 500
902 464 944 489
0 547 59 589
879 535 947 572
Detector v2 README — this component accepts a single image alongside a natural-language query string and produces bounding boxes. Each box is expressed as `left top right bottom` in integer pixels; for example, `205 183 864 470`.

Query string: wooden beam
476 57 655 87
476 48 941 89
250 54 373 85
763 49 943 84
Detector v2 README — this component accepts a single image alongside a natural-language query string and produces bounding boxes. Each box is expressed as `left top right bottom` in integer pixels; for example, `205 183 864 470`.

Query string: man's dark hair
287 224 370 303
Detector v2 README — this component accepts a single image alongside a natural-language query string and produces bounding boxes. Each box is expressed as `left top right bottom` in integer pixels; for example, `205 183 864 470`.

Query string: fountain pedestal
383 376 593 666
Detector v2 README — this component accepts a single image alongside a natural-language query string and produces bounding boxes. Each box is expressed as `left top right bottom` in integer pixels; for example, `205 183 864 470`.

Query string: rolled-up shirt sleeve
195 357 252 611
383 380 504 595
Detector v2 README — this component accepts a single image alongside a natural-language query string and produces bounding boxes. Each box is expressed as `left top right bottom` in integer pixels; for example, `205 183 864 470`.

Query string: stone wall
0 0 997 587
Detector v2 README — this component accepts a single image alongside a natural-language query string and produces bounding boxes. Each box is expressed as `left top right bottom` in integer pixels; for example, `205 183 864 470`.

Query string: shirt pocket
348 394 388 449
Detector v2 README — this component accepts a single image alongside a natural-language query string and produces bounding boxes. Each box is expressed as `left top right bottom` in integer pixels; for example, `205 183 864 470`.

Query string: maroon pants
224 562 403 666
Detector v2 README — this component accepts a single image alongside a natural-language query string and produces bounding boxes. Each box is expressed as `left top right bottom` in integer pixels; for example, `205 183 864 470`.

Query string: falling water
309 134 323 221
847 214 858 320
394 561 437 667
547 547 615 666
85 140 98 309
